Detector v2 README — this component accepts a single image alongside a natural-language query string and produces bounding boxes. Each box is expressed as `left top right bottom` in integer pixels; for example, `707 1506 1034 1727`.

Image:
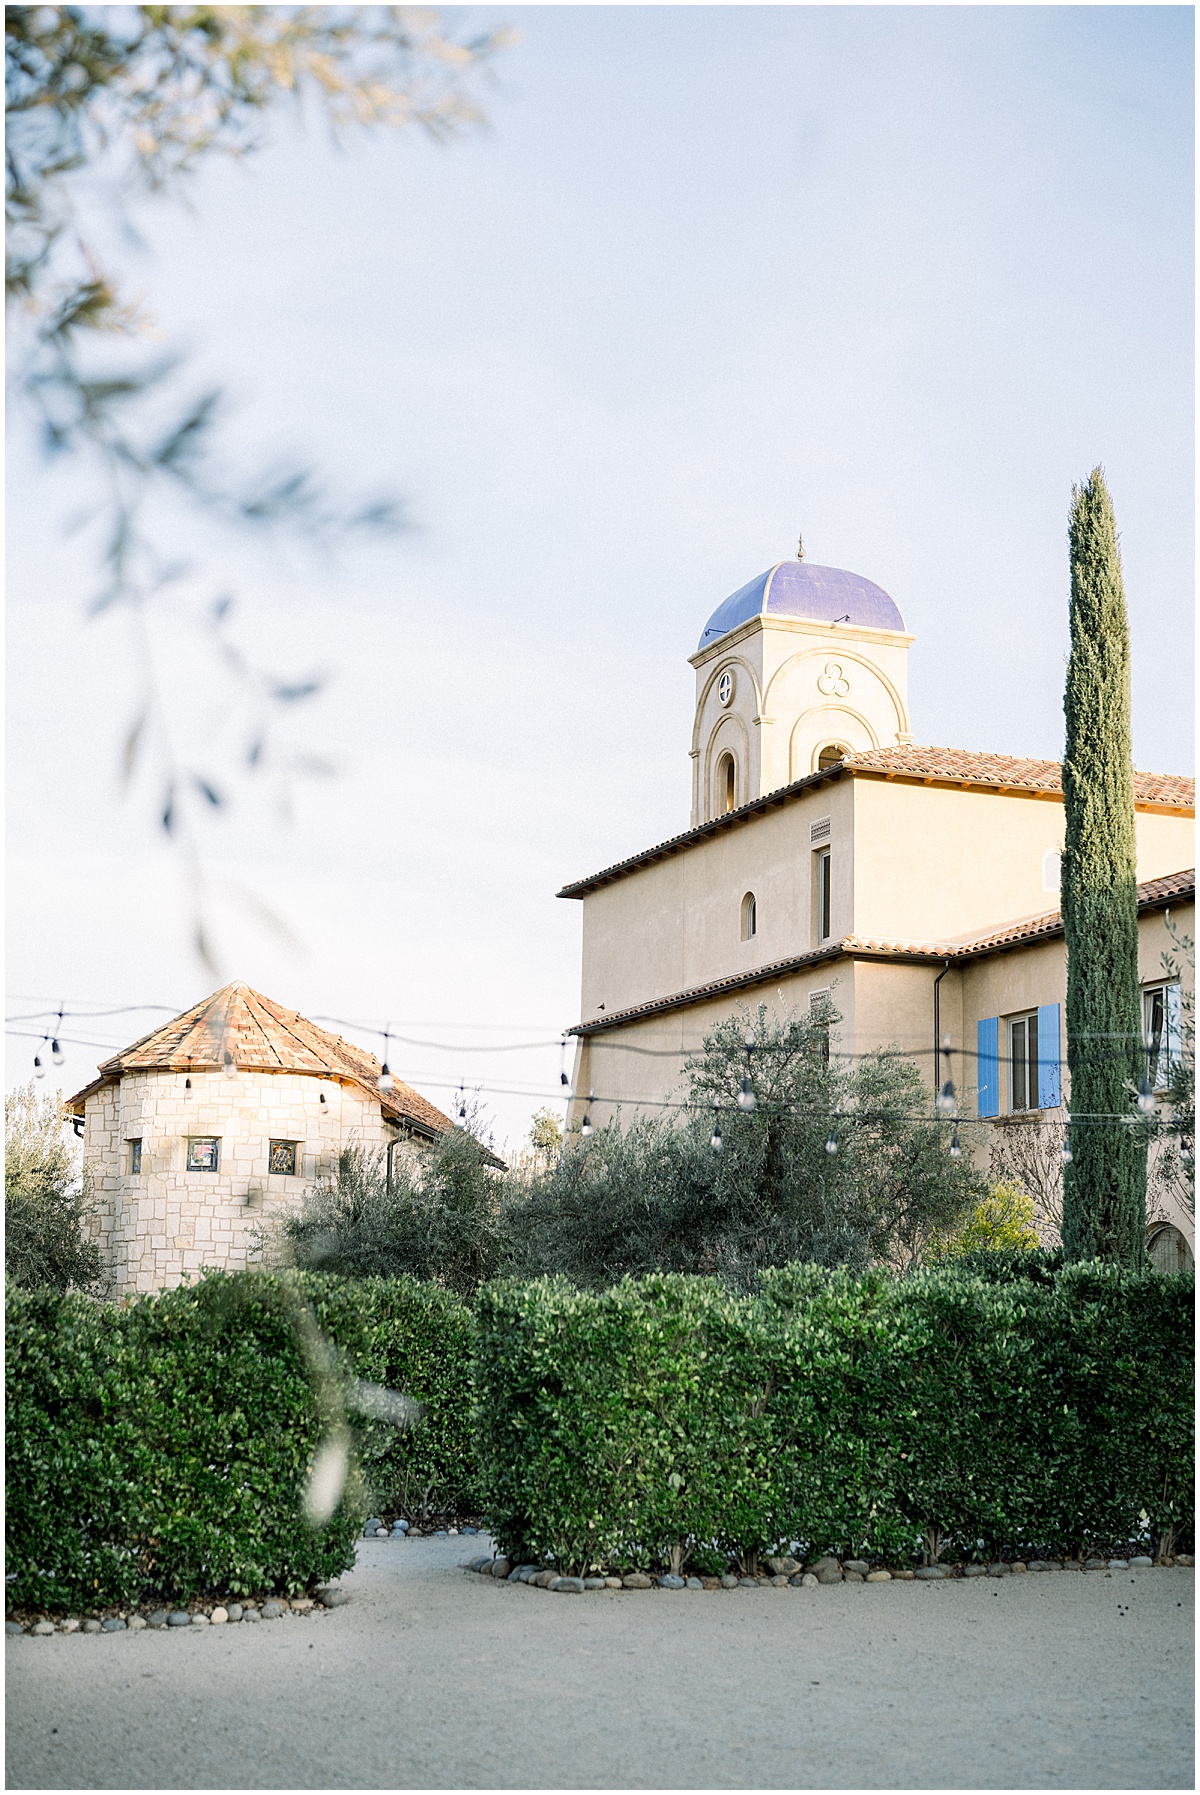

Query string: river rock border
463 1551 1194 1593
5 1585 352 1637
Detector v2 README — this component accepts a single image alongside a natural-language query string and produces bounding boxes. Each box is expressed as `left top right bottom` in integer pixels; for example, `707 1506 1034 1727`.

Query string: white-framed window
816 848 832 942
1008 1012 1039 1114
809 989 832 1063
1142 982 1182 1089
740 892 757 941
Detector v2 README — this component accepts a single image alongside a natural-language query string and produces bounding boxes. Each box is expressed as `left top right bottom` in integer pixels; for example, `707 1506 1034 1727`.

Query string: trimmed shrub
300 1269 477 1519
6 1269 476 1614
475 1263 1193 1575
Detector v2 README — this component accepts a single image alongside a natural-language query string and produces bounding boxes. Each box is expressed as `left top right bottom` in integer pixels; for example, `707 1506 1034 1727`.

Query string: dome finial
796 535 805 562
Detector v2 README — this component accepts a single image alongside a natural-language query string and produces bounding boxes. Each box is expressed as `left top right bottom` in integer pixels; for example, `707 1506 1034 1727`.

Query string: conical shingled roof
69 982 454 1141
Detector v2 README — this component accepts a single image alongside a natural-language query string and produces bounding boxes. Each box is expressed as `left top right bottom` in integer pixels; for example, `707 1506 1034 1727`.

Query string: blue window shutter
977 1017 1000 1118
1037 1003 1061 1109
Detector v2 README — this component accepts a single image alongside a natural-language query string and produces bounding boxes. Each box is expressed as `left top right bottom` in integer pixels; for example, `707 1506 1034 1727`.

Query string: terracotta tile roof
571 870 1194 1035
66 982 454 1140
845 744 1195 808
558 747 1194 898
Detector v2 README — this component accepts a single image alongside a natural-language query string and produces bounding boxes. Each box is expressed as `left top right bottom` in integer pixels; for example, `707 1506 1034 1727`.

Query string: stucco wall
578 777 857 1020
571 961 861 1132
850 778 1193 946
577 774 1191 1032
83 1068 406 1295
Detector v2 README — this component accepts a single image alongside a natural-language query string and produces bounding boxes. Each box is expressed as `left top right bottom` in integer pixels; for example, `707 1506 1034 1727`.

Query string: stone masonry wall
83 1068 411 1295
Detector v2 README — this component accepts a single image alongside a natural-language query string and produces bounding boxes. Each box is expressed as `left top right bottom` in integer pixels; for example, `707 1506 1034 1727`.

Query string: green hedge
6 1269 475 1613
474 1262 1194 1575
300 1269 476 1518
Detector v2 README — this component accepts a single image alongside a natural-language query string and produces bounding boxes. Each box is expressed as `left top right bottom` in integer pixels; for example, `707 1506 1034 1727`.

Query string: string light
1061 1139 1073 1164
710 1110 722 1153
33 1053 44 1079
1137 1078 1157 1116
223 1050 239 1080
949 1128 962 1159
737 1076 756 1113
825 1126 838 1155
560 1039 570 1088
184 1076 193 1101
377 1027 394 1093
51 1037 64 1066
581 1114 593 1138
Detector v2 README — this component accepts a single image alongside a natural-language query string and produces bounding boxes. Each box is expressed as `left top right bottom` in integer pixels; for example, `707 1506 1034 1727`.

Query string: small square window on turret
186 1136 220 1172
269 1139 298 1176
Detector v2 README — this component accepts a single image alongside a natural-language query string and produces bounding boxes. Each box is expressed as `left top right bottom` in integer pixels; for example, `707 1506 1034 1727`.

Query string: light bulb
743 1030 757 1052
1061 1140 1073 1164
1137 1079 1156 1117
1179 1138 1193 1164
936 1081 956 1117
377 1064 394 1093
560 1071 569 1087
184 1076 193 1101
319 1091 327 1106
51 1038 64 1066
581 1115 593 1138
223 1051 239 1080
949 1129 962 1160
34 1054 44 1079
825 1127 838 1155
737 1076 755 1113
710 1118 723 1153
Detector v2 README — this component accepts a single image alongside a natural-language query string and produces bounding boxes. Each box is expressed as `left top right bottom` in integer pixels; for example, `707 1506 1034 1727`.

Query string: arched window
1147 1223 1194 1275
716 752 736 815
741 892 757 941
818 742 849 771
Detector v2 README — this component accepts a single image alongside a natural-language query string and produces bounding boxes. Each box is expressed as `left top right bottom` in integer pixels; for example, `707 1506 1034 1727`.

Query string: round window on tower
718 670 734 707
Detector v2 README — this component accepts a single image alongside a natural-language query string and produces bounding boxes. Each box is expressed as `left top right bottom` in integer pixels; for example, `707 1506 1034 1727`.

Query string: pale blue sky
7 5 1194 1148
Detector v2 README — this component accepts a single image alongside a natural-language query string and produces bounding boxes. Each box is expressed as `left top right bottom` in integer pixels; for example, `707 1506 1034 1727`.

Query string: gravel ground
6 1537 1194 1790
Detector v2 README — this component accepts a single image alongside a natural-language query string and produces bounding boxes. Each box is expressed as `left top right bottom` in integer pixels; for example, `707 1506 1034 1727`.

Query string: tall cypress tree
1060 468 1147 1264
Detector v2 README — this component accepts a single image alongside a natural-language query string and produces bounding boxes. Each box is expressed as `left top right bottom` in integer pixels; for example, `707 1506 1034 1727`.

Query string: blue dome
698 562 904 650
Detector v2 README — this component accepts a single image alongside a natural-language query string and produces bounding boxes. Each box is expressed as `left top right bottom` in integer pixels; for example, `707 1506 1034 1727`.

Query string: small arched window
716 752 736 815
741 891 757 941
818 742 849 771
1147 1223 1194 1275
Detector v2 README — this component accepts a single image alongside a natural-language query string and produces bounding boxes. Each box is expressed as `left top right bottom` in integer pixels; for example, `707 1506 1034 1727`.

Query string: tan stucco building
560 554 1195 1263
67 983 461 1295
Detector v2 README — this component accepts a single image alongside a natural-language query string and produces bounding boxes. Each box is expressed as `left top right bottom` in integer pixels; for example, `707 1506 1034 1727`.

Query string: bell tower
688 551 914 826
